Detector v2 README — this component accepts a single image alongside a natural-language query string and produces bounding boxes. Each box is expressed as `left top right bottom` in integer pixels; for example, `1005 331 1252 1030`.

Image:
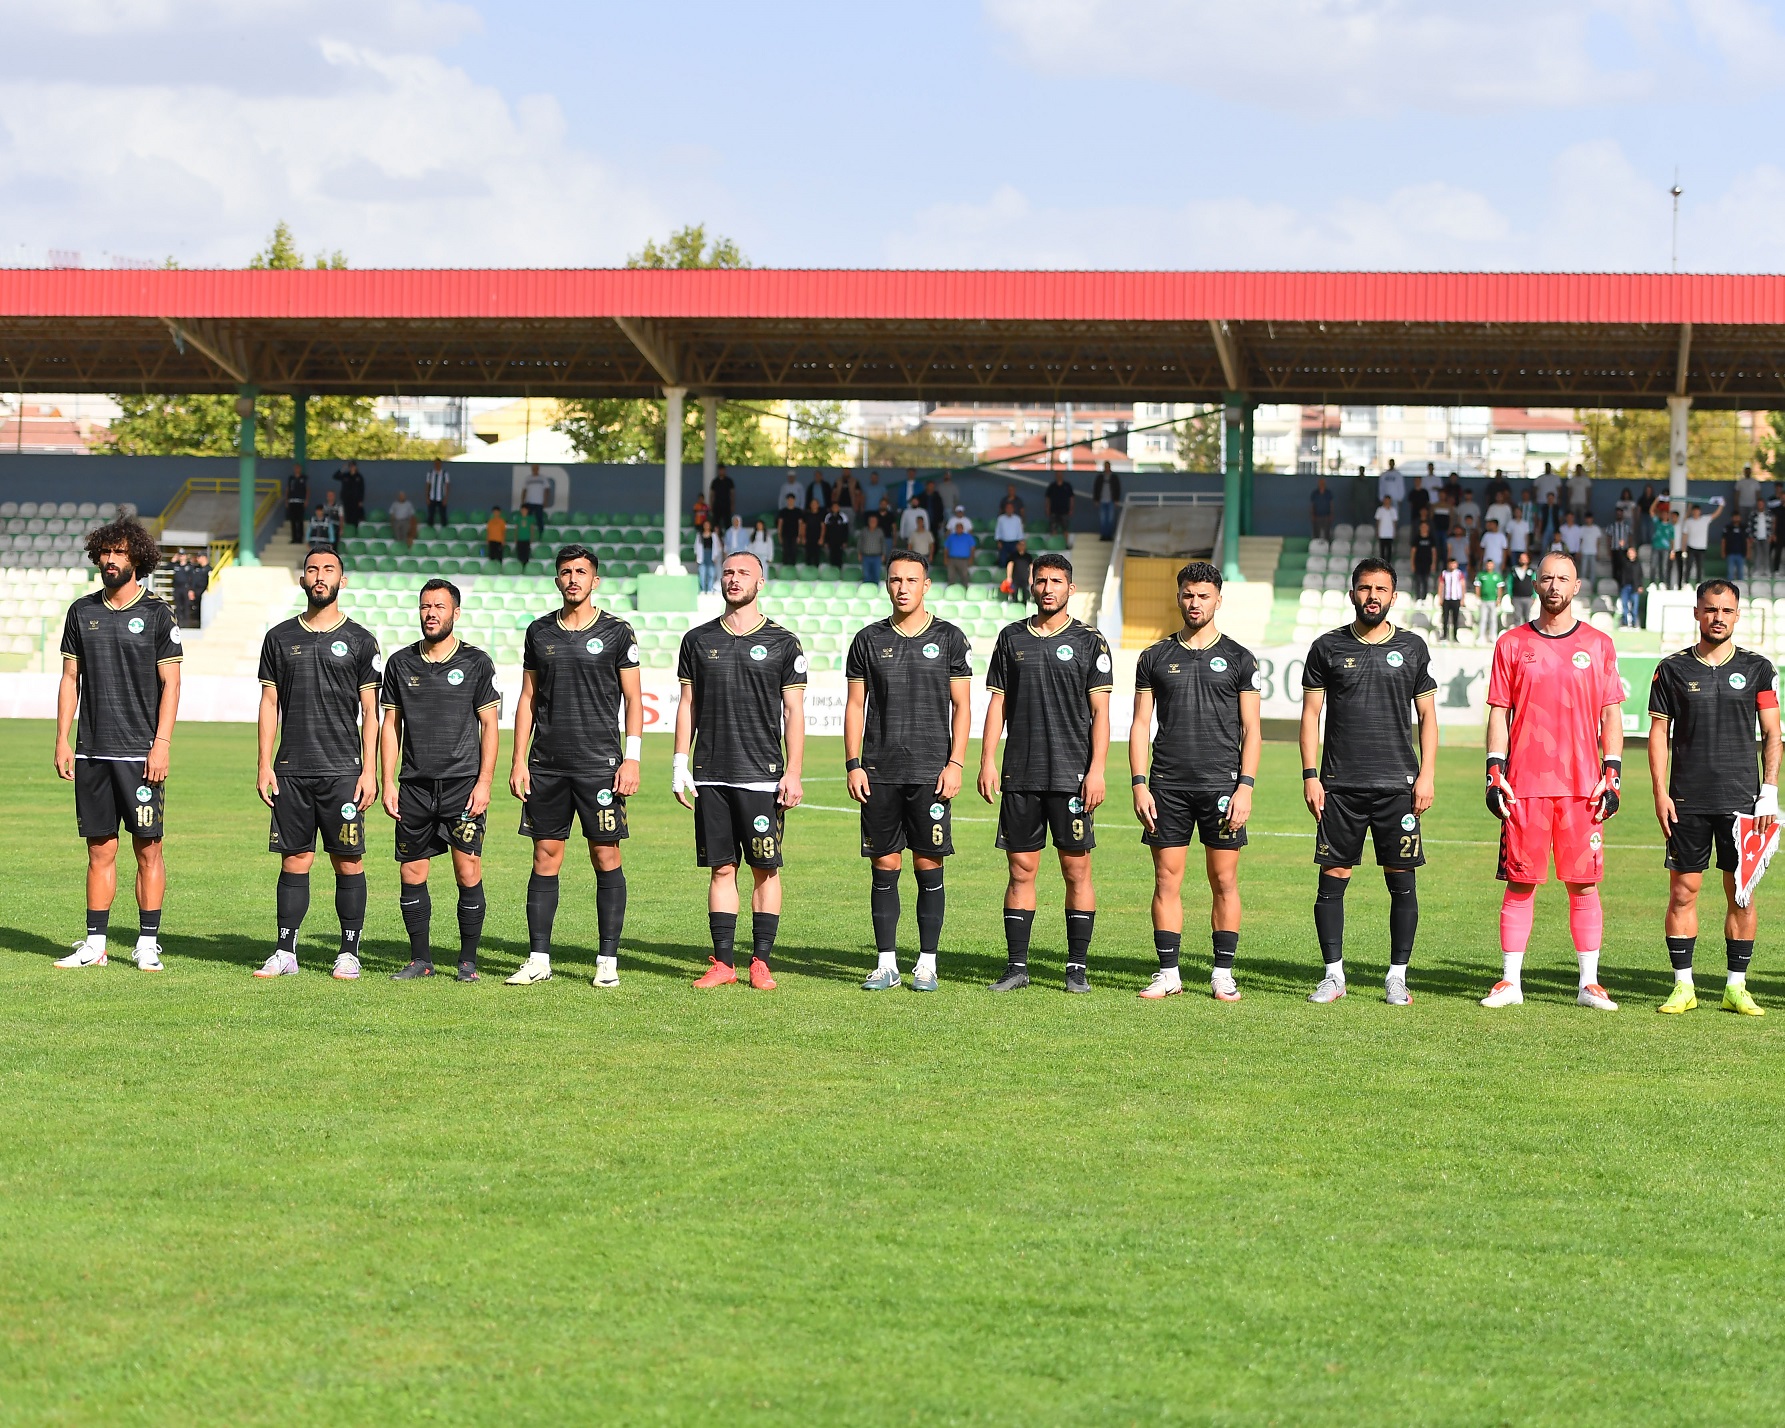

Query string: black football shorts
859 782 953 858
75 758 164 841
1141 785 1248 851
694 785 785 869
394 777 487 862
519 770 629 843
269 774 368 858
1664 811 1740 875
1314 787 1424 869
996 791 1095 854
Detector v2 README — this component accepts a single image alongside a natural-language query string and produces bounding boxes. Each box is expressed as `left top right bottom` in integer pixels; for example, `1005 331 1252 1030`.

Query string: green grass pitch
3 720 1785 1425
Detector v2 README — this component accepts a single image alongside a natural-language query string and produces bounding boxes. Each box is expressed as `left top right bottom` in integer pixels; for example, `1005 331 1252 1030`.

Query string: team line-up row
48 523 1782 1016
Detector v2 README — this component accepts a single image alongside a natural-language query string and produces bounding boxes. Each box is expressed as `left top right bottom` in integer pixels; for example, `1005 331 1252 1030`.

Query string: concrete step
177 564 298 676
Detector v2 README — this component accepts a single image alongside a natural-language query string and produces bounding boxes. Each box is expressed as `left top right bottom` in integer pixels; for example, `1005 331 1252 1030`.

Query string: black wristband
1302 768 1318 781
1237 775 1255 787
1487 754 1506 769
1132 774 1147 787
845 758 862 772
1603 756 1622 770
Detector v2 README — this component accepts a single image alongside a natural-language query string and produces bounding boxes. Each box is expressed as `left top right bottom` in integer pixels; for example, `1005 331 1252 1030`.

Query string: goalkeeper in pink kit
1482 552 1627 1010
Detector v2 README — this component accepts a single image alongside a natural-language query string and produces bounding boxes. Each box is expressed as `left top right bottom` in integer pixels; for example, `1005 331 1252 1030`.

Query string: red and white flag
1733 814 1781 909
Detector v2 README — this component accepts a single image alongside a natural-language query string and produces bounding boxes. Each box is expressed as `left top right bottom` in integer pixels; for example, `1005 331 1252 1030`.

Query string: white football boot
332 952 362 980
505 954 553 985
254 950 299 978
1480 980 1524 1008
1577 983 1619 1011
54 939 107 969
592 955 620 988
133 942 164 973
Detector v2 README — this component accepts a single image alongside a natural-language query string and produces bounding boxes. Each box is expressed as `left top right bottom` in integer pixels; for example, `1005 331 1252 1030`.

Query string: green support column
1221 391 1245 580
236 385 260 566
1240 401 1256 539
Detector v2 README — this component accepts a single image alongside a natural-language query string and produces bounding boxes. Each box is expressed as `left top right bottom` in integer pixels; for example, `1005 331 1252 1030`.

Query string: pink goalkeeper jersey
1486 620 1624 797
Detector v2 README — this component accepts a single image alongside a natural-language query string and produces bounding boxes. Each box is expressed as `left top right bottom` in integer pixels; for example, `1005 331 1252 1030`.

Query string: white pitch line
789 803 1664 849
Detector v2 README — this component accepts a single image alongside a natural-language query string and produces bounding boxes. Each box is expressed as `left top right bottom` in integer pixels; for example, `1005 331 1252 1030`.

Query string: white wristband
624 735 641 761
1757 784 1779 818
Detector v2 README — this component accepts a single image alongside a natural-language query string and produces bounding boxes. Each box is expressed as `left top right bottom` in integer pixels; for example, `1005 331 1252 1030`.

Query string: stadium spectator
1578 512 1603 585
1682 498 1725 585
1637 483 1657 543
898 469 924 511
485 506 506 566
1480 518 1508 575
923 479 946 536
1615 486 1639 527
839 470 865 523
424 460 450 527
748 520 775 571
1475 560 1504 643
1445 519 1470 573
1606 511 1633 570
943 506 975 587
189 553 209 626
691 491 709 532
1736 465 1760 521
1439 559 1465 641
1004 539 1032 600
306 505 334 546
937 470 961 518
1485 489 1513 534
521 465 549 535
389 491 418 549
1568 464 1592 517
1537 490 1562 542
808 469 834 511
823 499 851 569
1725 517 1749 583
319 492 343 545
1094 462 1122 540
1534 462 1561 509
336 460 366 529
695 520 720 594
776 496 803 567
169 554 191 627
908 512 934 561
1559 512 1583 566
1309 478 1334 540
899 496 928 544
1457 488 1481 531
777 471 804 512
723 514 750 556
709 465 735 530
1045 473 1075 536
285 466 308 543
1618 545 1642 627
995 499 1024 568
1508 551 1537 625
858 512 887 585
1002 482 1026 520
1378 457 1404 507
803 497 825 567
1652 504 1678 588
1374 495 1398 562
1505 502 1530 560
1751 498 1774 577
1412 520 1437 601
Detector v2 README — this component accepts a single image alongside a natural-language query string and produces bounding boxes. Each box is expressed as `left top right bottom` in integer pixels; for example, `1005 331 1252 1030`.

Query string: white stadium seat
76 502 97 518
55 502 76 518
17 502 38 517
97 503 117 518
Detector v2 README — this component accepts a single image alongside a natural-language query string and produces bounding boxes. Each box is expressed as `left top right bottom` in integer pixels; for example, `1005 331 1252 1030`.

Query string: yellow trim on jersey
420 636 461 664
890 613 935 639
298 611 348 634
1025 614 1076 639
101 586 148 613
554 607 602 633
719 613 768 638
476 700 502 712
157 656 183 665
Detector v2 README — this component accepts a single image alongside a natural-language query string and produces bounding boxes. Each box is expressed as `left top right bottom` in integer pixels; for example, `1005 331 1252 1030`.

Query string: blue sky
3 0 1785 270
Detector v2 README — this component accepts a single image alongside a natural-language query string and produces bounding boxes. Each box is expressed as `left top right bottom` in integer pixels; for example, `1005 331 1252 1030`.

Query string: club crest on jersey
1209 656 1228 672
929 802 945 819
1590 831 1603 851
331 640 348 657
586 637 605 655
596 789 614 806
447 668 465 685
128 616 145 634
1401 814 1417 831
1055 644 1074 661
1572 651 1592 669
340 802 358 821
1385 650 1404 667
1731 671 1748 690
922 642 940 659
1068 796 1085 814
749 644 768 661
752 814 771 833
135 785 152 803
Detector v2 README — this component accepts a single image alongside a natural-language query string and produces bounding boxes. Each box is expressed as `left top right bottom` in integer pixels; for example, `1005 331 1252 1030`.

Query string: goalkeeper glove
1591 756 1622 823
1485 755 1517 820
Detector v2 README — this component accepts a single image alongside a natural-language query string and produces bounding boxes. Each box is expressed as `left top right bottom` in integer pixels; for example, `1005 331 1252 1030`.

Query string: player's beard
1182 607 1213 635
422 618 455 647
306 578 341 612
1538 589 1572 616
1350 594 1389 629
1701 625 1733 651
99 562 131 591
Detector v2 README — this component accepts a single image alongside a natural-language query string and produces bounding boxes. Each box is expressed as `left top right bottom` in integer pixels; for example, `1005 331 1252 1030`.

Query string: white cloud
983 0 1785 112
883 143 1780 270
0 1 665 267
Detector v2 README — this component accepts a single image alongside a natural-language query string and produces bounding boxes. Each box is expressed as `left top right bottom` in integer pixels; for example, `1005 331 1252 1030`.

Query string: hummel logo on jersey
1344 657 1357 668
1167 663 1180 673
879 646 895 659
290 645 303 656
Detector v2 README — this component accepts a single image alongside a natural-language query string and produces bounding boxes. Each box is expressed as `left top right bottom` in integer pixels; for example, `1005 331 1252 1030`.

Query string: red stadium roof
1 268 1782 405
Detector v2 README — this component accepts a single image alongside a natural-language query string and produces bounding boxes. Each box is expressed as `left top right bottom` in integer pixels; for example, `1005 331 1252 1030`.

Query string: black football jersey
1135 632 1259 790
1302 625 1437 790
522 609 640 773
59 588 181 758
676 616 807 783
258 615 381 777
985 616 1114 792
845 614 972 784
380 639 501 780
1648 646 1779 811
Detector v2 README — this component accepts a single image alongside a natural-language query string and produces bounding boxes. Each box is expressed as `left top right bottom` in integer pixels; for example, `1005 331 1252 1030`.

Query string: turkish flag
1733 813 1781 909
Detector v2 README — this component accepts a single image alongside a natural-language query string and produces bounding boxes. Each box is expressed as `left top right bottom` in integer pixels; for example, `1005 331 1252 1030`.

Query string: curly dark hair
84 518 161 578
